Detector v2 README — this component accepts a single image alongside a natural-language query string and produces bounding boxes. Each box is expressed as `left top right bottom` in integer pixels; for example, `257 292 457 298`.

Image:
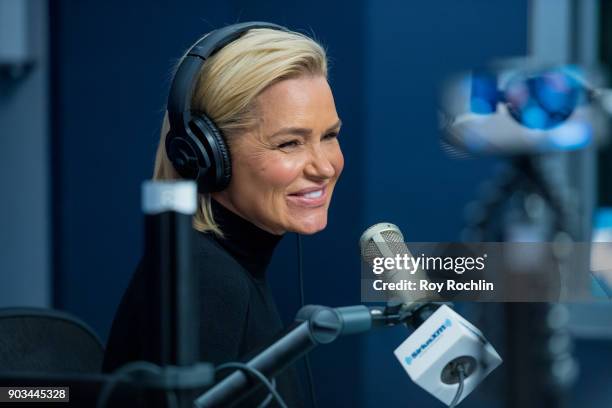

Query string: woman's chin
290 215 328 235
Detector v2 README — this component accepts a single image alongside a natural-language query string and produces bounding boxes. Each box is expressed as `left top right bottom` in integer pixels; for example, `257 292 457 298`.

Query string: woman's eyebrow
269 119 342 138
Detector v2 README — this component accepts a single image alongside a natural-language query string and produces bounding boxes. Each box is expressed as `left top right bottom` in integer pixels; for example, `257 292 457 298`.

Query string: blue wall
53 1 611 408
51 0 240 332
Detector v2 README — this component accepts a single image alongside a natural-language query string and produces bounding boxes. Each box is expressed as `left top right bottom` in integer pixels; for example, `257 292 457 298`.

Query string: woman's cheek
262 156 304 188
242 151 298 187
330 144 345 176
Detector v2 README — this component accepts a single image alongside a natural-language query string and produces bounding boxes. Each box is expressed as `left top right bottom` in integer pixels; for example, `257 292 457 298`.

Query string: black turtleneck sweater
102 200 303 407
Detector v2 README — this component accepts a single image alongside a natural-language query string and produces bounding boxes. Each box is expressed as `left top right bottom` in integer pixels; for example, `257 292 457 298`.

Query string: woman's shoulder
193 231 252 296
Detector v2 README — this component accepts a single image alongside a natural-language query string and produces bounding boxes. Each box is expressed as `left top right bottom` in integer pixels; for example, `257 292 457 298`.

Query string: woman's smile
287 184 328 207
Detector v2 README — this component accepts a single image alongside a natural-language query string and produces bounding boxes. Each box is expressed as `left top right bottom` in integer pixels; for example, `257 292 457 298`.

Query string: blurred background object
440 62 609 155
440 1 612 407
0 0 35 80
0 0 51 309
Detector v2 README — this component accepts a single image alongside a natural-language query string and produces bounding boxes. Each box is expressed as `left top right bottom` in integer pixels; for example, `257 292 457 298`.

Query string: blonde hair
153 27 328 236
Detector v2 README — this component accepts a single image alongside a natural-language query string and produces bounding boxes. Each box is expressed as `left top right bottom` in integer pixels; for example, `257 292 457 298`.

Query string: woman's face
212 75 344 235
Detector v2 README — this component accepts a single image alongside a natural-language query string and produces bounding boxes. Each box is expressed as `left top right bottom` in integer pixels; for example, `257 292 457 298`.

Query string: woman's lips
287 185 328 207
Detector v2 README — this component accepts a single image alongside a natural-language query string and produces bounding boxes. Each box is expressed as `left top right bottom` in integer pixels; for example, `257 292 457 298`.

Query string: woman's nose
304 146 335 179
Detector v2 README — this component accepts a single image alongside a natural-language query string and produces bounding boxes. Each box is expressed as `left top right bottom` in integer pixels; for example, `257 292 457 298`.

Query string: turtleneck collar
210 198 283 280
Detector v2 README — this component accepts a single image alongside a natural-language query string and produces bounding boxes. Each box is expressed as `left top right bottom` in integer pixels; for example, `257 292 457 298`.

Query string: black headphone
165 21 289 193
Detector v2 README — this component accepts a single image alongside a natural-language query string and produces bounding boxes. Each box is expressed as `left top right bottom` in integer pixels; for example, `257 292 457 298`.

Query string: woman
102 24 344 407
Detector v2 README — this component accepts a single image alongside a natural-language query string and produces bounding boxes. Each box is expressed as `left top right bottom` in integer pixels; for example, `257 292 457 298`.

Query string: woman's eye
278 140 300 149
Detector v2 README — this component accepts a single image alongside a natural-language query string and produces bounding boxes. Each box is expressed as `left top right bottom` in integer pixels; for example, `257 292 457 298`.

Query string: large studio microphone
360 223 502 406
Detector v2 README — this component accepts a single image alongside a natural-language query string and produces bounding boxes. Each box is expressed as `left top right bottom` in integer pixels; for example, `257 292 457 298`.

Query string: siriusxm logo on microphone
404 319 452 365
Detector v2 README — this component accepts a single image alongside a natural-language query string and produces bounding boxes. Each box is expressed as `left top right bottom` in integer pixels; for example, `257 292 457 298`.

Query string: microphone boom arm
194 303 420 408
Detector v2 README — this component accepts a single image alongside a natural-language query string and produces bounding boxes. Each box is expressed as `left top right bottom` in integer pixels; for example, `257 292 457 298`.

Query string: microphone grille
359 223 405 265
361 239 383 266
380 229 403 243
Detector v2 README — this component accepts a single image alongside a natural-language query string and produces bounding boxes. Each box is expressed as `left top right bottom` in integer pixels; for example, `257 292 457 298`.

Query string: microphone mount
372 300 453 328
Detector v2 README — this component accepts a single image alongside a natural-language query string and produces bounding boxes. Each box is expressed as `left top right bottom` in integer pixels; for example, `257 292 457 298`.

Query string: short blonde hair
153 27 328 236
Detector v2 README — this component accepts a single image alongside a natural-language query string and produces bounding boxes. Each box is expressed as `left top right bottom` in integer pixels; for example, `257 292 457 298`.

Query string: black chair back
0 307 104 373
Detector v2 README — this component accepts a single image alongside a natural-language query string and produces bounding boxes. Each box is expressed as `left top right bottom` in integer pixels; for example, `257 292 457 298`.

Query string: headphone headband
167 22 289 133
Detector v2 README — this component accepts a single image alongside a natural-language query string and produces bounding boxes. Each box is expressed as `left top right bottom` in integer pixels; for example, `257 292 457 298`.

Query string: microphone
360 222 441 310
360 223 502 406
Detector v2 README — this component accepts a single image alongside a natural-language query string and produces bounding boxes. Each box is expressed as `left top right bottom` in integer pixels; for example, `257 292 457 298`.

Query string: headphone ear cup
165 129 205 180
192 115 232 192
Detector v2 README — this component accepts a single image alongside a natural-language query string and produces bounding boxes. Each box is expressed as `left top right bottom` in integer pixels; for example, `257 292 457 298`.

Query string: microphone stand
462 156 580 408
99 181 215 408
141 181 210 408
194 303 434 408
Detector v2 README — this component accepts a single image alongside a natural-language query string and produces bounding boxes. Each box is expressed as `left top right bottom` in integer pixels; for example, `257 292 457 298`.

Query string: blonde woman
103 23 344 407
